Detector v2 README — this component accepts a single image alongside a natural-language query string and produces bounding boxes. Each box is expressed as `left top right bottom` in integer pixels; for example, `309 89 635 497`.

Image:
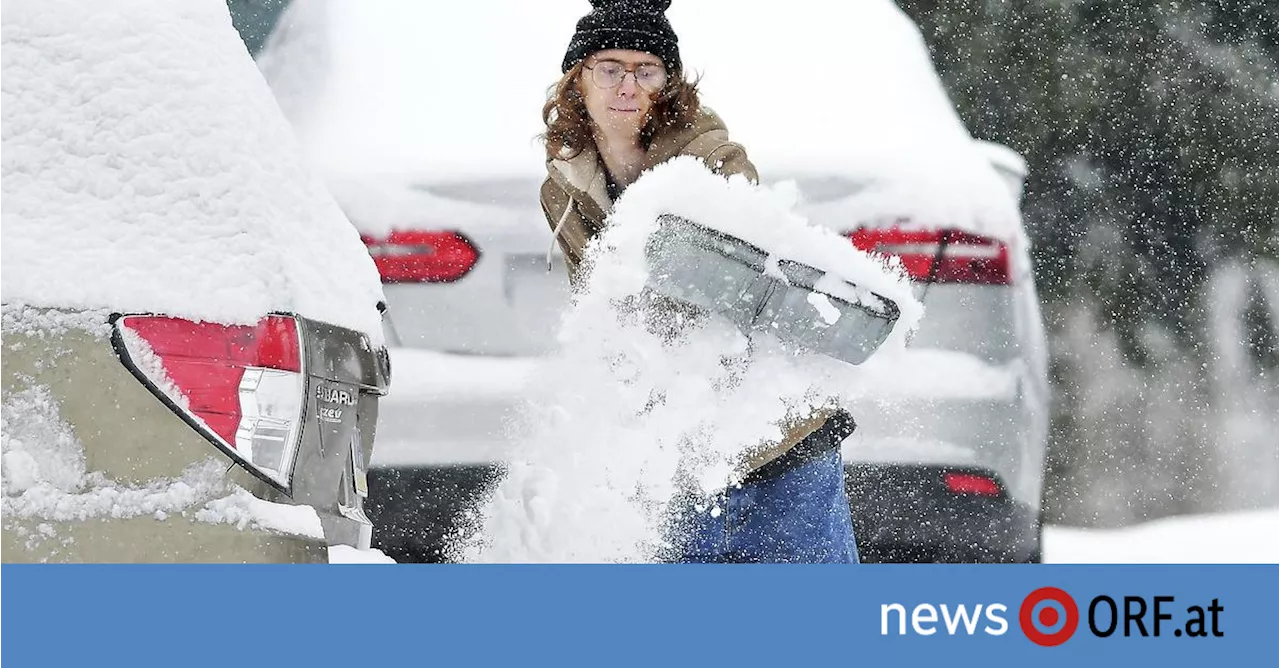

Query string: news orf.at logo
1020 587 1080 646
880 587 1225 645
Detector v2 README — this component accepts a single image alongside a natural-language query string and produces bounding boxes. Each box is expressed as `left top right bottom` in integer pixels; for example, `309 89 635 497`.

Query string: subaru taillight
361 230 480 283
847 228 1011 285
943 471 1003 497
113 314 305 490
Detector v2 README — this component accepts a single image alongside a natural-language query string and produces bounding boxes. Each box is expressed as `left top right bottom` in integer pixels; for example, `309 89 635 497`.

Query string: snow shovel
643 214 900 366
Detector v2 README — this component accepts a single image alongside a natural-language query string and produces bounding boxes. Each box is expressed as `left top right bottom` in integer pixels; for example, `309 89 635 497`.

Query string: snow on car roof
1 0 386 341
673 0 1022 237
262 0 563 183
263 0 1021 241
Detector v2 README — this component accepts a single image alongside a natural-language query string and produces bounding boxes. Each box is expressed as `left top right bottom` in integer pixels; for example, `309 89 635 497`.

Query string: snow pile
1045 508 1280 564
1 0 385 341
458 162 920 562
328 545 398 564
580 157 924 346
9 458 216 523
4 450 323 538
1 387 86 498
0 304 114 340
2 385 323 540
195 488 325 540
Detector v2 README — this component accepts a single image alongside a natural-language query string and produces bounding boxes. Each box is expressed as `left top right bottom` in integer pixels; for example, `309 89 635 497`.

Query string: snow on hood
260 0 1019 241
1 0 386 341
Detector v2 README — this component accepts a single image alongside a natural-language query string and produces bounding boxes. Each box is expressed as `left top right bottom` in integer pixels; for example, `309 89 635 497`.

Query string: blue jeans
664 448 860 564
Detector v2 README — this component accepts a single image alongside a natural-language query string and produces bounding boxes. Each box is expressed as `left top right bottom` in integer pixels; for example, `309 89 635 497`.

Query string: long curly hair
540 60 703 161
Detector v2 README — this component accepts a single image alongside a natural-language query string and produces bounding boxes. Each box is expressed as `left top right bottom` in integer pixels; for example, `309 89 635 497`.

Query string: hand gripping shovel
642 214 900 366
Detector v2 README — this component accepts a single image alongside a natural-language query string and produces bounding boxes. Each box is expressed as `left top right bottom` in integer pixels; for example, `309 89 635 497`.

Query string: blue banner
3 565 1276 666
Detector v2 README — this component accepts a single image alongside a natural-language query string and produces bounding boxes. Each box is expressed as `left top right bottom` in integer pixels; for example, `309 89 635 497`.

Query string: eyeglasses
585 59 668 93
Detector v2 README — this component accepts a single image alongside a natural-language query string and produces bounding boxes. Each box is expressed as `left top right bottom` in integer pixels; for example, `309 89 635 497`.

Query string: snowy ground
328 545 396 564
1044 508 1279 564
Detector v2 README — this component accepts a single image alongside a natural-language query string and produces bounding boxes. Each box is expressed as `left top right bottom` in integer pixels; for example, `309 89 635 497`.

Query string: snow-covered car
833 160 1051 563
1 0 390 562
257 0 1048 562
701 5 1049 561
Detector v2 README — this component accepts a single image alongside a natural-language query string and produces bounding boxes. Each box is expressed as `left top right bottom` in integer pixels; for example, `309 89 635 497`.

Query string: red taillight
847 228 1011 285
122 315 301 371
943 471 1003 497
115 315 305 489
361 230 479 283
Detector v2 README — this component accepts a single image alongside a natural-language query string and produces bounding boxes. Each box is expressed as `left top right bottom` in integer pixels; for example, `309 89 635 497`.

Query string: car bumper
367 350 1042 563
845 463 1040 563
2 513 329 563
365 465 501 563
371 348 539 468
365 461 1040 563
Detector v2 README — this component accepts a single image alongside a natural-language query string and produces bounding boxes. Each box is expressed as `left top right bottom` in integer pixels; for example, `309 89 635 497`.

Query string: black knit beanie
561 0 681 74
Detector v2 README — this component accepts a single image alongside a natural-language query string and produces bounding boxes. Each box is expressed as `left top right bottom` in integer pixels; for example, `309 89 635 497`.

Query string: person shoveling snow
456 0 921 564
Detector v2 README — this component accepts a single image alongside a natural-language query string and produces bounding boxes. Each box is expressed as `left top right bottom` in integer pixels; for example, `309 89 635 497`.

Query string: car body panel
340 176 570 357
1 514 329 564
1 308 389 561
369 349 538 468
846 463 1039 563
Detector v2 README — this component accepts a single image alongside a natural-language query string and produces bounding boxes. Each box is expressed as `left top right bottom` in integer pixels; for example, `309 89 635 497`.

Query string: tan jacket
538 108 835 476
